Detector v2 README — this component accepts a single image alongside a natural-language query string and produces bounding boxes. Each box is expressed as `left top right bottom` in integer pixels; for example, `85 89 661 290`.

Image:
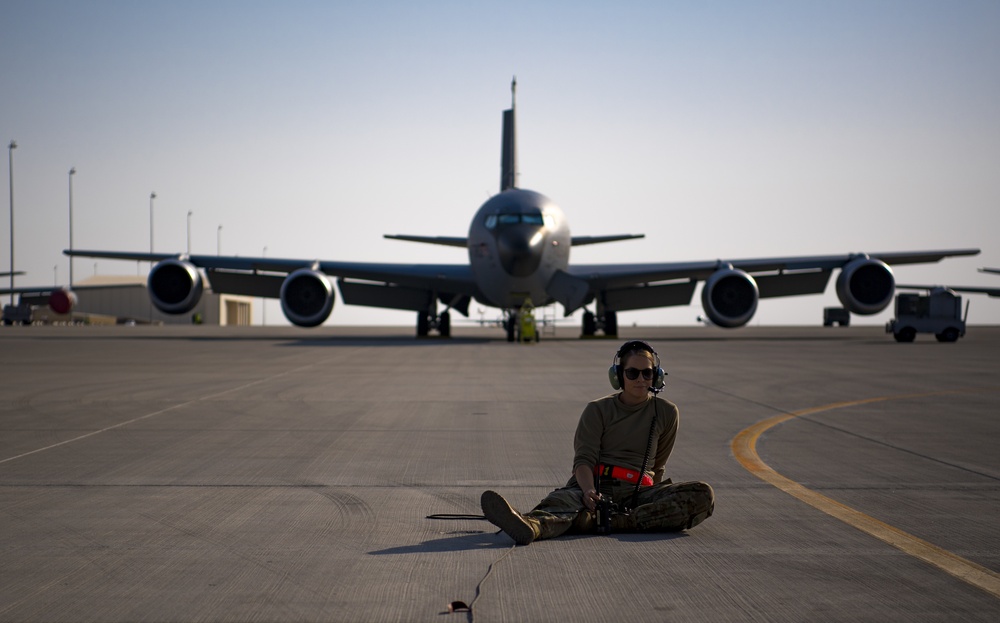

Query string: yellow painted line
731 393 1000 600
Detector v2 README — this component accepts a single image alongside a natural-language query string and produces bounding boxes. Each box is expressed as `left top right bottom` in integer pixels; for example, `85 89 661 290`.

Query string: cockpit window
498 214 521 225
486 212 547 229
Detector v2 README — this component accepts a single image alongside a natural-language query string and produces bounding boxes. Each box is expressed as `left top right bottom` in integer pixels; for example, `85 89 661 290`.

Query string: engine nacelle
48 288 78 315
701 266 759 328
836 257 894 315
148 259 204 314
280 268 335 327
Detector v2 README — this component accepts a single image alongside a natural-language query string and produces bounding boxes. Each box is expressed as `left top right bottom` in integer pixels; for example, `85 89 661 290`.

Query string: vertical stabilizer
500 77 518 191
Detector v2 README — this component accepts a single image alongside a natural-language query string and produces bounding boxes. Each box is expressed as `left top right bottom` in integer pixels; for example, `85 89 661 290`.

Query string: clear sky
3 0 999 327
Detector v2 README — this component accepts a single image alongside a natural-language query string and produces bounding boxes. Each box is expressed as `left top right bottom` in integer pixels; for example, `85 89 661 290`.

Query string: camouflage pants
525 480 714 540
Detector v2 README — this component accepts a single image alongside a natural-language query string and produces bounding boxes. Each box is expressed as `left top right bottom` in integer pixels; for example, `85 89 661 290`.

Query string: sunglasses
623 367 655 381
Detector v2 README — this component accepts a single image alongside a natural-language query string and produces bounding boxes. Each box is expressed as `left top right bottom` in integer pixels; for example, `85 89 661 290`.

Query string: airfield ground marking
0 357 337 466
731 392 1000 600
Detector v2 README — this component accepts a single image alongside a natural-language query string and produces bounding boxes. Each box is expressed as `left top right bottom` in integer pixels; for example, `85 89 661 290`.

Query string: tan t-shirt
570 393 678 485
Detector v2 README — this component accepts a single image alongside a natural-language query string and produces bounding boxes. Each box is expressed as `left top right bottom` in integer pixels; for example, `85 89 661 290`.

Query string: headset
608 340 666 392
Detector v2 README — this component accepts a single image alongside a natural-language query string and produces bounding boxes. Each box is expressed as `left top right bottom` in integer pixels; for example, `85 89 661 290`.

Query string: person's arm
573 402 604 510
651 401 679 483
575 464 600 511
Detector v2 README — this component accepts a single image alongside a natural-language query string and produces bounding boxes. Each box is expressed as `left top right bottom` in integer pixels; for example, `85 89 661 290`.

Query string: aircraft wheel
439 311 451 337
603 311 618 337
506 315 516 342
893 327 916 342
417 312 430 337
582 311 596 337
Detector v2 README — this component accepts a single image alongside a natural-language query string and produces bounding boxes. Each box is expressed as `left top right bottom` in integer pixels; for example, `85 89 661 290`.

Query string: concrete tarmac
1 324 998 622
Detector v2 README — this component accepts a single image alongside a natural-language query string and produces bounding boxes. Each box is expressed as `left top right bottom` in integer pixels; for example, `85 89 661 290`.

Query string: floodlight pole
8 140 16 307
262 246 267 326
68 167 76 287
149 191 156 270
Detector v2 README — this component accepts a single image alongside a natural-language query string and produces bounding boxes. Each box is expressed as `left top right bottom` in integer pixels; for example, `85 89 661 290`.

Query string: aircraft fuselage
468 188 570 309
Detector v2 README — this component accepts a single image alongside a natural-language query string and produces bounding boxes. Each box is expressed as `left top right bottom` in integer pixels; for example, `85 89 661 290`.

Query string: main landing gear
581 309 617 338
416 310 451 337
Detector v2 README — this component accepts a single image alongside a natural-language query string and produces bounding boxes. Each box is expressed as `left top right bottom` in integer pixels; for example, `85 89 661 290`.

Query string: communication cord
628 395 659 510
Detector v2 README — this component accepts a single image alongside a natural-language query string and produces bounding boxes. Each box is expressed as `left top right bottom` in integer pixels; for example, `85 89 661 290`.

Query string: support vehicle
886 288 967 342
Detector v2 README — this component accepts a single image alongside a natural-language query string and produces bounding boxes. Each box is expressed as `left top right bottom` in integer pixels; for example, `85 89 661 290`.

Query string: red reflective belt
594 463 653 487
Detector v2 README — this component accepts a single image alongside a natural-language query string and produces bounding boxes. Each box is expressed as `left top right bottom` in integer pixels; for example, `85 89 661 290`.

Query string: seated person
481 340 714 545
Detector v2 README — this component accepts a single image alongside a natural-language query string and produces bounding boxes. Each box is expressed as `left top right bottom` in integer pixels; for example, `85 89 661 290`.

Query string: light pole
217 225 222 255
148 191 156 324
68 167 76 286
187 210 193 254
149 191 156 270
8 140 16 307
262 245 267 326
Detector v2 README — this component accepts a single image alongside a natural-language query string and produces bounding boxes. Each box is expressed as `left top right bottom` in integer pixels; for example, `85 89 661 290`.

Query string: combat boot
481 490 540 545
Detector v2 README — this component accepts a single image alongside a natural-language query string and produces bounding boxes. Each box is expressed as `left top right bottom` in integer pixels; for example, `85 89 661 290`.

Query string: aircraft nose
497 227 545 277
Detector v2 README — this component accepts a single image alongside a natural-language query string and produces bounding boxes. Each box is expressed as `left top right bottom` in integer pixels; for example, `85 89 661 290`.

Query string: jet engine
48 287 78 315
148 259 204 314
280 268 335 327
701 266 759 328
836 256 894 315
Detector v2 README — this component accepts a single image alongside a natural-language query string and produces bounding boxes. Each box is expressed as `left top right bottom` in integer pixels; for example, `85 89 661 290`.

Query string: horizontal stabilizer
570 234 644 247
383 235 468 248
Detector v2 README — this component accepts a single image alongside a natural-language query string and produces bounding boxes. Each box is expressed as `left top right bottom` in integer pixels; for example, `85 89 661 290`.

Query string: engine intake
836 257 894 315
701 267 759 328
148 259 204 314
280 269 335 327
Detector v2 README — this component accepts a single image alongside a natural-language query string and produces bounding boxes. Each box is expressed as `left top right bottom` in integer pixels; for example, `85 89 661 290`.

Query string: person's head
608 340 665 395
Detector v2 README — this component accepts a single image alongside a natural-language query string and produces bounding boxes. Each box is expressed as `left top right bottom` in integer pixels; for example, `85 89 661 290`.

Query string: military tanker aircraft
58 80 978 339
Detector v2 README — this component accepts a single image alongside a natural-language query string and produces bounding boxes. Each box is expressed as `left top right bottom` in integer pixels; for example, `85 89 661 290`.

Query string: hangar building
29 275 254 325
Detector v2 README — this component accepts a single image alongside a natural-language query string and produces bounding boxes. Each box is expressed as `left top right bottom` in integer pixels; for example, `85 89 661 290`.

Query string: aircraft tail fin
500 77 517 191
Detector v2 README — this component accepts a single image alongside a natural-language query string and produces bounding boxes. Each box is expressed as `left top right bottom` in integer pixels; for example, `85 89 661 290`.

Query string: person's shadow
368 529 501 555
368 527 687 555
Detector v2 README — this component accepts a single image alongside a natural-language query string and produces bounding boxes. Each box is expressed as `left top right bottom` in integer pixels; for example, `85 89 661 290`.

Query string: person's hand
581 488 600 511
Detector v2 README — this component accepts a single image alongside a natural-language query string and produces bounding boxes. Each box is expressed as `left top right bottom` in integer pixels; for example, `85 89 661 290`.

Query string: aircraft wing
569 249 976 289
560 249 981 315
64 249 480 315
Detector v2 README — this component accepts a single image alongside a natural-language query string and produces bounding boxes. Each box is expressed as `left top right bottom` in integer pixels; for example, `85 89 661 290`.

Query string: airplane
896 284 1000 297
894 267 1000 298
57 80 979 340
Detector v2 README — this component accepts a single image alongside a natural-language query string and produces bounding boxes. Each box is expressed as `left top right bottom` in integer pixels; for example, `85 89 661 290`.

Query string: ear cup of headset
653 368 665 390
608 365 622 390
